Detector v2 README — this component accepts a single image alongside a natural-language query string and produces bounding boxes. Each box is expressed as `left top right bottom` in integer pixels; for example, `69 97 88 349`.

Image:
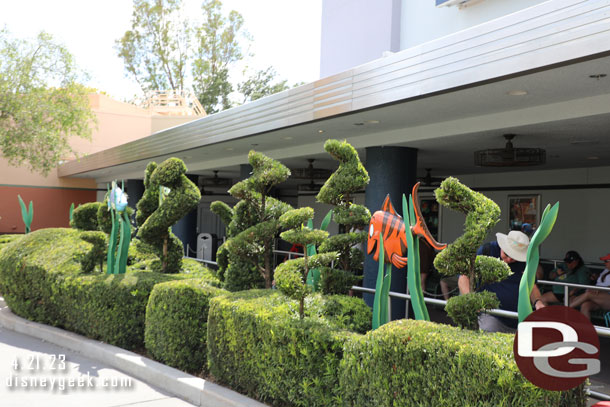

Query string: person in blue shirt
458 230 546 333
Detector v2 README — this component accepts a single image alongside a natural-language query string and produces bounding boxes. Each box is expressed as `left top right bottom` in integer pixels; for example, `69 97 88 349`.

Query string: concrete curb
0 296 267 407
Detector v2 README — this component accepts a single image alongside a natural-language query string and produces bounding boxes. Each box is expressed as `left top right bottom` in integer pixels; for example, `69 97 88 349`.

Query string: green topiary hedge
0 228 214 349
70 202 103 231
145 279 226 374
340 319 586 407
207 290 369 406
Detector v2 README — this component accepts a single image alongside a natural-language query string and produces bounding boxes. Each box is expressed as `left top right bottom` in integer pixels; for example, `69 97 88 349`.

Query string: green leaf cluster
432 177 507 329
145 279 226 374
276 206 335 317
314 139 370 290
212 150 292 290
136 158 201 273
207 290 370 406
340 319 583 406
0 228 218 350
1 29 95 175
445 291 500 330
70 202 103 231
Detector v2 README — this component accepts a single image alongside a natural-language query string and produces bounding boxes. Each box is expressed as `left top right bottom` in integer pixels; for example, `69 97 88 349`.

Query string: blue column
172 174 200 257
364 146 417 320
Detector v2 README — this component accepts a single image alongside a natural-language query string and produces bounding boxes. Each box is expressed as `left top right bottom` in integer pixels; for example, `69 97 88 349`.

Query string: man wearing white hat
458 230 546 333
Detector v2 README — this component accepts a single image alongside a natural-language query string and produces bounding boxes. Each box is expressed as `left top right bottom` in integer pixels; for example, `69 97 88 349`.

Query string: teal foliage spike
17 195 34 234
372 236 392 330
518 202 559 321
69 203 75 223
106 181 132 274
403 194 430 321
305 210 333 291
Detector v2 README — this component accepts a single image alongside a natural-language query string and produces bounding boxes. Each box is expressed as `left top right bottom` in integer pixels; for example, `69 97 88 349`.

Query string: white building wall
439 166 610 264
320 0 402 78
400 0 548 49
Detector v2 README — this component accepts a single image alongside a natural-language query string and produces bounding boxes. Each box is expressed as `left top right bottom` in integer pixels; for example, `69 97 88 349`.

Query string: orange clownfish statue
367 183 447 268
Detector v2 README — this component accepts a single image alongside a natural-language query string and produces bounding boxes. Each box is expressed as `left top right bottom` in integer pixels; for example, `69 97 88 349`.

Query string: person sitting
540 250 590 305
458 230 545 333
569 253 610 320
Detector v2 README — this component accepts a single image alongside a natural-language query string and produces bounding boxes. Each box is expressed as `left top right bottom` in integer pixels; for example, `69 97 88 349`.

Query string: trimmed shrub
145 279 226 374
340 319 586 406
0 234 22 252
78 231 107 273
207 290 369 406
0 228 202 349
316 139 370 292
433 177 511 329
136 158 201 273
70 202 103 231
215 150 293 291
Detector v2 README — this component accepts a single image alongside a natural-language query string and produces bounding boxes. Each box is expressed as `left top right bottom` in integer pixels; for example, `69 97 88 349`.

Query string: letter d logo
513 306 600 391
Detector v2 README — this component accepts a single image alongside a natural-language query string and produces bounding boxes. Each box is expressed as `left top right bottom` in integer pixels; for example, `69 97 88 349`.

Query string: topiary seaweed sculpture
136 158 201 273
275 207 337 318
433 177 511 330
219 151 292 290
316 139 370 293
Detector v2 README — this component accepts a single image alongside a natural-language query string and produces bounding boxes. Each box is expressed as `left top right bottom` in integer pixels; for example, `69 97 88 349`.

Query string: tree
213 150 292 290
115 0 190 93
316 139 371 293
275 207 336 318
433 177 511 330
192 0 245 114
0 29 95 175
117 0 294 114
237 67 289 104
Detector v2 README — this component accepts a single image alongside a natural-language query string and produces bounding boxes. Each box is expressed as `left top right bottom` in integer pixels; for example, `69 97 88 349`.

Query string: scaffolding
142 89 205 116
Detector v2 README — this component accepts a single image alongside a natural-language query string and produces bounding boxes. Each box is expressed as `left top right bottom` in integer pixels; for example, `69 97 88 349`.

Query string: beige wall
0 93 201 233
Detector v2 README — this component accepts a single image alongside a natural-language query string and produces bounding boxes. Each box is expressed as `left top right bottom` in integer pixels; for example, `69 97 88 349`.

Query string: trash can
197 233 217 261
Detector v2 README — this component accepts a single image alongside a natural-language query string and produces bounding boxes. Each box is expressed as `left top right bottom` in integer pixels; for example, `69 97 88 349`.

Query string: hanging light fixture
474 134 546 167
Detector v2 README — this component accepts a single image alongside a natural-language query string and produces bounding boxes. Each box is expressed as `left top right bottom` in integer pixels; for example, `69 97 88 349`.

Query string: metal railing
537 280 610 306
349 285 610 338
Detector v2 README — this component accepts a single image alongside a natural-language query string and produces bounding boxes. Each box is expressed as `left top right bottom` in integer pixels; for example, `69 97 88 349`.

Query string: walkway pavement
0 296 266 407
0 327 195 407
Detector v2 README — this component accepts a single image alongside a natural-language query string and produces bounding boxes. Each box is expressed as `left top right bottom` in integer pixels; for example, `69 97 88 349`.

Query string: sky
0 0 322 102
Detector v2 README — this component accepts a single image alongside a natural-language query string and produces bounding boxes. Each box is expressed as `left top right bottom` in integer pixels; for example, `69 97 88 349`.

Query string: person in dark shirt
458 230 545 333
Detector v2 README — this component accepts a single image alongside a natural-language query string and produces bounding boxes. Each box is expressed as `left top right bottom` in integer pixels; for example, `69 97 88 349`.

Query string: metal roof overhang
58 0 610 182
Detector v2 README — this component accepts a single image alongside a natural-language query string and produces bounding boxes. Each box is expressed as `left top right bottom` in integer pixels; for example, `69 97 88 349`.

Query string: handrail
537 279 610 306
541 258 605 269
349 285 610 337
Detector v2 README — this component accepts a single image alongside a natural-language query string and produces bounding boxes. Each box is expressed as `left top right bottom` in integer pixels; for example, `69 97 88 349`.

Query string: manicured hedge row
340 319 586 407
207 290 370 406
145 279 226 374
0 228 217 350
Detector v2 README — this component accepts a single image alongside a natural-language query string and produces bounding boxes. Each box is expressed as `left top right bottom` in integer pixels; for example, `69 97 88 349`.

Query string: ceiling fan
198 171 233 194
418 168 444 187
293 159 333 193
474 134 546 167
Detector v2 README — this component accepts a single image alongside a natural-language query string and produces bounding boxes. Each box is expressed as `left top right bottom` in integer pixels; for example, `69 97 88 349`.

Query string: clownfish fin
410 182 447 251
391 253 408 269
381 194 399 217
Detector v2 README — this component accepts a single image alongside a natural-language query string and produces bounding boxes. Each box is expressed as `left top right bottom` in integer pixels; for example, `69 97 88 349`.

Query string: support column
172 174 200 257
364 146 417 320
125 179 144 211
